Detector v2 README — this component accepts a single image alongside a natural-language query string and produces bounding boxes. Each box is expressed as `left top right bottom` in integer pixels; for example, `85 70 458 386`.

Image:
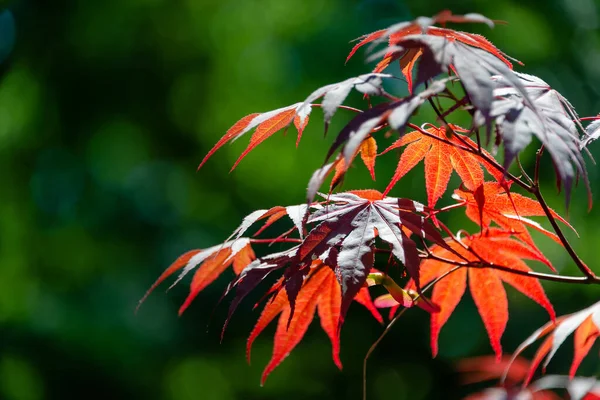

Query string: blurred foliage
1 0 600 399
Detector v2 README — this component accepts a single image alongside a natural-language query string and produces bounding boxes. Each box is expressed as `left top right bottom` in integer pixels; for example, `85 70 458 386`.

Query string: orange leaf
469 267 508 360
136 249 202 312
232 244 256 275
430 266 467 357
570 315 600 378
316 269 343 369
424 131 453 208
405 231 555 359
231 108 297 171
198 113 259 170
178 248 234 315
359 136 377 180
399 47 423 94
294 113 310 147
382 125 501 208
455 182 575 249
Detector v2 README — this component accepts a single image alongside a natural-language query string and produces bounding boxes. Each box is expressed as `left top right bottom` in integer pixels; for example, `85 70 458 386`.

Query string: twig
362 265 463 400
532 188 597 280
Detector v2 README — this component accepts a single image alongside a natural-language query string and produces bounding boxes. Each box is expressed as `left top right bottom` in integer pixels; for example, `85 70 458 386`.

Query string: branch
362 265 463 400
424 250 600 285
532 188 597 280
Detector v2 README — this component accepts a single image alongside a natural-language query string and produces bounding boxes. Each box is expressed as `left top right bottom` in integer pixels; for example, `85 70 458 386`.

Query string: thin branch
423 250 600 285
362 265 463 400
532 188 597 280
516 156 534 185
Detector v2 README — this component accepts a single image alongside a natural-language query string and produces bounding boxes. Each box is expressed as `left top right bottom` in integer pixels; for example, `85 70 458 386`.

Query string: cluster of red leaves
139 8 600 390
374 229 556 359
346 10 520 92
247 263 382 385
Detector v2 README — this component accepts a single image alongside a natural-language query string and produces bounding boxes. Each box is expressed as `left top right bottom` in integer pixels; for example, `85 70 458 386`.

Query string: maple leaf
299 190 448 321
453 181 574 251
137 238 256 315
197 73 391 171
491 72 588 201
380 124 503 207
403 229 555 359
510 300 600 385
346 11 519 93
246 264 382 385
330 135 378 190
309 79 451 201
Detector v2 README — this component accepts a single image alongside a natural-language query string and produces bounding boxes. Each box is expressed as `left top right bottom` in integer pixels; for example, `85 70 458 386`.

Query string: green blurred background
1 0 599 399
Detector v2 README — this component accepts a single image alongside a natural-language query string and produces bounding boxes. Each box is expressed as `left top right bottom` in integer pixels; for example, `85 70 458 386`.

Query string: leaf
228 204 309 241
137 239 256 314
405 230 555 359
246 264 383 384
198 104 307 170
380 125 502 207
453 182 574 253
512 301 600 381
302 190 447 319
359 136 378 180
198 73 391 171
491 72 588 203
346 11 517 91
299 73 392 132
231 108 298 171
318 79 450 197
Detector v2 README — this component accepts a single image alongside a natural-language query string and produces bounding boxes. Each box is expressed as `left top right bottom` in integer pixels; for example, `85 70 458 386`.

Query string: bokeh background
1 0 599 399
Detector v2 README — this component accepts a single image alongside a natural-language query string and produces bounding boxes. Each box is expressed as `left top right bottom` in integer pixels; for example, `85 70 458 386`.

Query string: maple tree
138 9 600 399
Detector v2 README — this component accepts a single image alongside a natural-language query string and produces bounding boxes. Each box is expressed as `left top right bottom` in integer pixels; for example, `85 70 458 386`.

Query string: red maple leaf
511 300 600 385
247 263 382 384
402 229 555 359
380 124 503 208
453 182 575 250
330 135 378 189
137 239 256 315
346 11 520 93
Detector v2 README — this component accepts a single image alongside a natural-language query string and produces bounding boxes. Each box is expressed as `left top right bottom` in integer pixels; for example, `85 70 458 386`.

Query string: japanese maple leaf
137 238 256 315
246 264 382 384
403 229 555 359
346 11 519 93
491 73 589 203
197 73 390 171
299 190 448 321
330 135 378 190
380 124 503 208
511 300 600 385
453 182 574 251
